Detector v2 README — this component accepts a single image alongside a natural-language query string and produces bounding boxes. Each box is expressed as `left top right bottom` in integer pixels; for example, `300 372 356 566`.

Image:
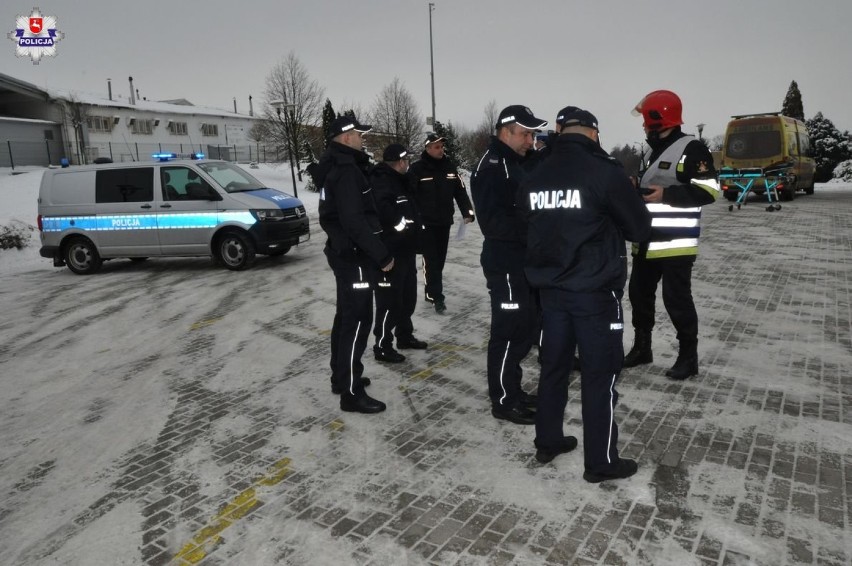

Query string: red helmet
632 90 683 130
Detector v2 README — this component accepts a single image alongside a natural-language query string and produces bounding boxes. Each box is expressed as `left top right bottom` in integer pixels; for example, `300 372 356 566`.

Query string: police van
38 156 310 274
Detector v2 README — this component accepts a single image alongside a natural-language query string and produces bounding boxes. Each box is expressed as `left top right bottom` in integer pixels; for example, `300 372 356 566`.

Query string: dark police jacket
408 152 475 227
369 162 422 255
521 134 652 293
313 141 392 269
471 136 527 271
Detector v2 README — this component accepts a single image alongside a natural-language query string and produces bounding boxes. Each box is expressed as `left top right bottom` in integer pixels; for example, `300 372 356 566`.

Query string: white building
0 73 265 166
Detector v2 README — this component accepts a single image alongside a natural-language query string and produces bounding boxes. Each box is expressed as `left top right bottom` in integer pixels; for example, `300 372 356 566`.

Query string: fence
0 139 283 168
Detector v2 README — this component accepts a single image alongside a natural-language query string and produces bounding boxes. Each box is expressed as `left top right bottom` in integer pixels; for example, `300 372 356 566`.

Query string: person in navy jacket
521 108 652 482
370 143 428 363
471 105 547 425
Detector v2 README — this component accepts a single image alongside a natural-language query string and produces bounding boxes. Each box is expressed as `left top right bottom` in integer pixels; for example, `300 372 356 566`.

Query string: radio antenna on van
121 133 136 161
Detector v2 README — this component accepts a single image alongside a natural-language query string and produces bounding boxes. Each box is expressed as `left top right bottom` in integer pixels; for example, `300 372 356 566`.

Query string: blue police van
38 157 309 274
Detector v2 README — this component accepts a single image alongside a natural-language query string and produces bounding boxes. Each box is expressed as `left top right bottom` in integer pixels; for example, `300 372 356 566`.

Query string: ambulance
38 156 310 274
719 113 815 201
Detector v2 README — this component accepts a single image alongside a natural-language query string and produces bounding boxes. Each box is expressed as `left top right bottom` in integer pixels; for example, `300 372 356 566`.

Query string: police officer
370 143 428 363
408 133 476 314
625 90 720 380
471 105 547 425
521 108 651 482
314 115 393 414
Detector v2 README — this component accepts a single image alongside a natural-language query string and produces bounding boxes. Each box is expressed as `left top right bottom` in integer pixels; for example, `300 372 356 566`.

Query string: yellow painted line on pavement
409 353 462 381
174 457 293 564
327 418 345 432
190 317 222 331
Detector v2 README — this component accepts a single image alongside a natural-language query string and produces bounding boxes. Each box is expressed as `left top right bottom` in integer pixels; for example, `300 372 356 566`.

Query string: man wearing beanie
311 115 392 414
408 133 476 314
521 107 651 481
370 143 428 364
471 105 547 425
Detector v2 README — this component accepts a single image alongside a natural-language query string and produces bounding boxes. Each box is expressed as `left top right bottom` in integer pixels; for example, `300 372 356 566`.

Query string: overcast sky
3 0 851 149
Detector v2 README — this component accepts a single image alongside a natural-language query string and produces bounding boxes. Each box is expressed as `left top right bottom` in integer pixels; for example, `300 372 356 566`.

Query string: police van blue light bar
152 152 206 162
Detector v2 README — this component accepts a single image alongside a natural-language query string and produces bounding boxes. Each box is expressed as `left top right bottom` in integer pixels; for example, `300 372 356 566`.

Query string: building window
168 121 188 135
86 115 113 133
131 119 154 135
201 123 218 137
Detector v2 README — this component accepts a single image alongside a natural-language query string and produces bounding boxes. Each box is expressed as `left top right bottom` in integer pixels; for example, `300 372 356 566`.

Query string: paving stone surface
0 187 850 565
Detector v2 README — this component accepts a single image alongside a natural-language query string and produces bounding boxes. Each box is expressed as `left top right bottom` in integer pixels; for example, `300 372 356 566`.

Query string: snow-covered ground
1 163 851 565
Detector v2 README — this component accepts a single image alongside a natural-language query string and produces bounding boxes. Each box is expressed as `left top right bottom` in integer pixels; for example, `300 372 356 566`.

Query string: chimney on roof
107 78 112 101
233 97 237 114
129 76 135 105
136 88 140 101
249 95 253 117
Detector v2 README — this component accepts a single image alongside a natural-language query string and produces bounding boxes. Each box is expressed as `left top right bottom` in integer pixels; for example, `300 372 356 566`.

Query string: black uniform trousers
483 266 536 408
420 224 451 302
327 250 375 396
628 256 698 343
536 289 624 474
373 251 417 348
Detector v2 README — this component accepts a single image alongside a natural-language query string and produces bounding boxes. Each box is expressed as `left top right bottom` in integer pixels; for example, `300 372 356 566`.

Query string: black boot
623 330 653 368
666 341 698 380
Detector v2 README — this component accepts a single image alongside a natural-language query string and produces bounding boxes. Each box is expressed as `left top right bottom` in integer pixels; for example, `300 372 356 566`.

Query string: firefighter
521 107 651 481
625 90 720 380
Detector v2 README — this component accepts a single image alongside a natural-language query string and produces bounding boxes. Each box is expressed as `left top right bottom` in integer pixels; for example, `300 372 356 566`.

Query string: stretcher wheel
728 205 733 211
774 204 781 210
766 205 775 212
737 204 741 210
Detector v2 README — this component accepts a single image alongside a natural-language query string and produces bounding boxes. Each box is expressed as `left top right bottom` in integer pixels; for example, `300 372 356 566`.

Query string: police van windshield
197 162 265 193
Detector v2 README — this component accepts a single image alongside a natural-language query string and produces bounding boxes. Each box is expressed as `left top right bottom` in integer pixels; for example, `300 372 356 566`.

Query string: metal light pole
428 2 436 128
697 123 705 142
270 100 298 198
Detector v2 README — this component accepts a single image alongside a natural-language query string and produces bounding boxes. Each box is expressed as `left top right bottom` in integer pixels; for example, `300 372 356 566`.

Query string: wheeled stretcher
718 166 791 212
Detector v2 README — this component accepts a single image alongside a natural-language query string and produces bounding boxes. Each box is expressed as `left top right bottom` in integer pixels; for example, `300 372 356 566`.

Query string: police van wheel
129 257 148 262
64 237 103 275
216 231 256 270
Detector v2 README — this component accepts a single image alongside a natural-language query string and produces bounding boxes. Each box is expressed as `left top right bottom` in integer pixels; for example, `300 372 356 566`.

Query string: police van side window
96 168 154 203
162 167 214 201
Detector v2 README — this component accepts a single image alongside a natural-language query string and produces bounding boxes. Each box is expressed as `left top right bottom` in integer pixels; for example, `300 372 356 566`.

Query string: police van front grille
280 205 306 221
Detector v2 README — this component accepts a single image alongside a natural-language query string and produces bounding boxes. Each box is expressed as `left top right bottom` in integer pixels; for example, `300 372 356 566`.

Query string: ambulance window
96 168 154 203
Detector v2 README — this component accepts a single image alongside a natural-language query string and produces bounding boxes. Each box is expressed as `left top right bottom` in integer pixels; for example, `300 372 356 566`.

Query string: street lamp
270 99 299 198
428 2 436 127
697 123 705 142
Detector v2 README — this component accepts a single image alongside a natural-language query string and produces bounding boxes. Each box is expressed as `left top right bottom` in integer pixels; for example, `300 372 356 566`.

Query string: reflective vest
635 135 717 259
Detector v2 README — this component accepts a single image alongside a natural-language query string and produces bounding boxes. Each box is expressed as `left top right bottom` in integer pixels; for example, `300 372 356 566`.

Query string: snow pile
831 159 852 182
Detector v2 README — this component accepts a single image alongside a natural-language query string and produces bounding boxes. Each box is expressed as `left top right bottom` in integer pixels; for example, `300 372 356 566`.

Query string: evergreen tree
806 112 852 182
782 80 805 121
321 98 336 148
434 120 462 167
609 144 643 177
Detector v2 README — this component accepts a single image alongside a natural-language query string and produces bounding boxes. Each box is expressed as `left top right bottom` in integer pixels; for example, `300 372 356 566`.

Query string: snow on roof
45 87 262 120
0 115 58 125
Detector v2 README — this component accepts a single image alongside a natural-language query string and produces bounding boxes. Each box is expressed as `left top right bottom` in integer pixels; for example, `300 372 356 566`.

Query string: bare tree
263 51 325 179
458 99 498 168
367 77 424 149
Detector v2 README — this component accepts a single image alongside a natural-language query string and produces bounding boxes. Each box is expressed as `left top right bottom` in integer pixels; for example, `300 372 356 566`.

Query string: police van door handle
140 204 152 209
160 203 172 208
